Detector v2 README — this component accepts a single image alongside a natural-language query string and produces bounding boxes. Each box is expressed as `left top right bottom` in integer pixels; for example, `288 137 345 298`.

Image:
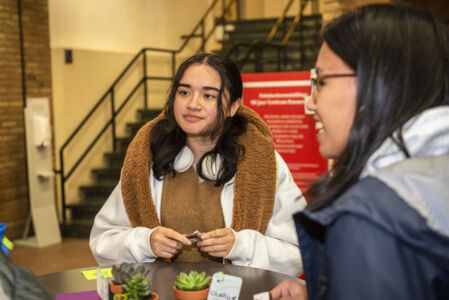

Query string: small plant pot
109 282 124 300
173 285 210 300
148 292 160 300
109 282 159 300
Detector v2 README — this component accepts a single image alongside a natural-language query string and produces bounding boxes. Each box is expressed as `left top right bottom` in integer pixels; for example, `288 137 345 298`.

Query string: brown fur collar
121 105 276 233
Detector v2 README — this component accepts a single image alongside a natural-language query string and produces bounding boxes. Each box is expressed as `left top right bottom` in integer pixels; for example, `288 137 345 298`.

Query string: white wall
263 0 299 18
48 0 213 53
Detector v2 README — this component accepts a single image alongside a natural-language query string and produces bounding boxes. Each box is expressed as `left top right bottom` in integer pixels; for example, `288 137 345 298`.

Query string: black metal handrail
224 0 311 72
282 0 309 45
196 0 239 53
55 0 239 223
226 41 286 72
181 0 239 54
266 0 297 43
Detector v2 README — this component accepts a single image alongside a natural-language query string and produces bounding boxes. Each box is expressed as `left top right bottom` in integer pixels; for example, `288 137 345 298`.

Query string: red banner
242 71 328 192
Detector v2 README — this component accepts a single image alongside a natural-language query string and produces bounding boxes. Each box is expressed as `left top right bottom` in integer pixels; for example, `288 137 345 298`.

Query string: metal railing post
222 0 227 29
143 50 148 110
284 47 288 69
236 0 241 21
110 89 116 152
59 149 66 222
201 20 205 52
172 52 176 77
255 45 262 72
277 47 281 71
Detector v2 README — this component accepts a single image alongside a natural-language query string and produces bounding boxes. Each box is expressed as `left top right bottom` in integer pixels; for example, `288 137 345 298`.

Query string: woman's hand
197 228 235 257
150 227 191 258
270 280 308 300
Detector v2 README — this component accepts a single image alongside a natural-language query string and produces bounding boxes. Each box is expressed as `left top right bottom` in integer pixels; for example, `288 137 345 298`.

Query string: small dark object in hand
186 230 202 243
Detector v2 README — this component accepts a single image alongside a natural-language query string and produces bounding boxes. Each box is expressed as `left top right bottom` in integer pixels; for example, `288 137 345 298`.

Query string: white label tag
253 291 271 300
207 272 242 300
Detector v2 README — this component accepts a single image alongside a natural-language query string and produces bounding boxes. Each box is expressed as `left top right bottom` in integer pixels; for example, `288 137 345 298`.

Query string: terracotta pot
109 282 124 300
173 285 210 300
109 282 159 300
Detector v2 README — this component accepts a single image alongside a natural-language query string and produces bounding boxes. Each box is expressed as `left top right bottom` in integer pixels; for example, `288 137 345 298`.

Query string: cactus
121 274 152 300
175 271 212 291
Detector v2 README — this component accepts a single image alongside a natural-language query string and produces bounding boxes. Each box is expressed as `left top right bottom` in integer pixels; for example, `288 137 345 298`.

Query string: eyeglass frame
310 68 356 96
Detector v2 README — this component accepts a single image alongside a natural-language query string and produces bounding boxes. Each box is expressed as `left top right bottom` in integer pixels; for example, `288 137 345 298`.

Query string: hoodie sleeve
89 182 158 265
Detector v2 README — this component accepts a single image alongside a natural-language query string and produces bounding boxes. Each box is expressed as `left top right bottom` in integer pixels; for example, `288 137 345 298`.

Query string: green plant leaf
179 272 189 280
200 276 212 287
121 274 152 299
197 272 206 282
190 271 198 280
174 270 212 291
175 275 184 282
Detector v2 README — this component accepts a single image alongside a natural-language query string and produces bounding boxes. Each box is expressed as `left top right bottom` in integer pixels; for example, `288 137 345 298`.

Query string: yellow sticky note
82 268 112 280
81 270 98 280
101 268 112 278
2 237 13 250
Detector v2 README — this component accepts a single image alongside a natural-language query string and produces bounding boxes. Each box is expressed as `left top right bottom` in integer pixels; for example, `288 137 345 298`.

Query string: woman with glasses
271 3 449 300
89 53 306 277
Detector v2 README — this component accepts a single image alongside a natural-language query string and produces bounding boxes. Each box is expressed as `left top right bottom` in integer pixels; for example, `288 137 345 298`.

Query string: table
38 262 303 299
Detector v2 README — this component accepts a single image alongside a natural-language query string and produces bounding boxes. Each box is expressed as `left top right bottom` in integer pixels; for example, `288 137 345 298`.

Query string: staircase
217 15 322 73
60 109 161 237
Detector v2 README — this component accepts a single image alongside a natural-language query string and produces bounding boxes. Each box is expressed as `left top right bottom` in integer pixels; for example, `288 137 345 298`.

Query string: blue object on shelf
0 223 13 255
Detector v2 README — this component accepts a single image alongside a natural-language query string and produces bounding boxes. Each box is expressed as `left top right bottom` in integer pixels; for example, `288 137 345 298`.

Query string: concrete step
137 109 162 121
79 183 116 198
66 197 106 220
103 151 126 168
91 167 121 185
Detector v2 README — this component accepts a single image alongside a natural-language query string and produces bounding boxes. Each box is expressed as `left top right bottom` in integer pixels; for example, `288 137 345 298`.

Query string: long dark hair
307 3 449 211
150 53 247 186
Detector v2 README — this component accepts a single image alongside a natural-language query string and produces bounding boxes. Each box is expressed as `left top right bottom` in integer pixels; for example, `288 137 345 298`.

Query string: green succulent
121 274 152 300
175 271 212 291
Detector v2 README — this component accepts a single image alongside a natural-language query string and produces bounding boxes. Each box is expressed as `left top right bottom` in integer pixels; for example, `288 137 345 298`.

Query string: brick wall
0 0 52 239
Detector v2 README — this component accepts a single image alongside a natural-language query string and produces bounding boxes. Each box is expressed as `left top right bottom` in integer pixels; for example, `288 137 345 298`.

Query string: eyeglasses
310 68 356 95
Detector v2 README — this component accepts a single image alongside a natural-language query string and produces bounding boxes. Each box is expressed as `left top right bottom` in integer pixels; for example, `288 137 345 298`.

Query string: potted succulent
110 264 157 300
115 274 159 300
173 271 212 300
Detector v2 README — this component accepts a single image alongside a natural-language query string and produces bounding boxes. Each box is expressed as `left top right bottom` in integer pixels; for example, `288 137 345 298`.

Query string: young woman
89 53 306 276
271 3 449 300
